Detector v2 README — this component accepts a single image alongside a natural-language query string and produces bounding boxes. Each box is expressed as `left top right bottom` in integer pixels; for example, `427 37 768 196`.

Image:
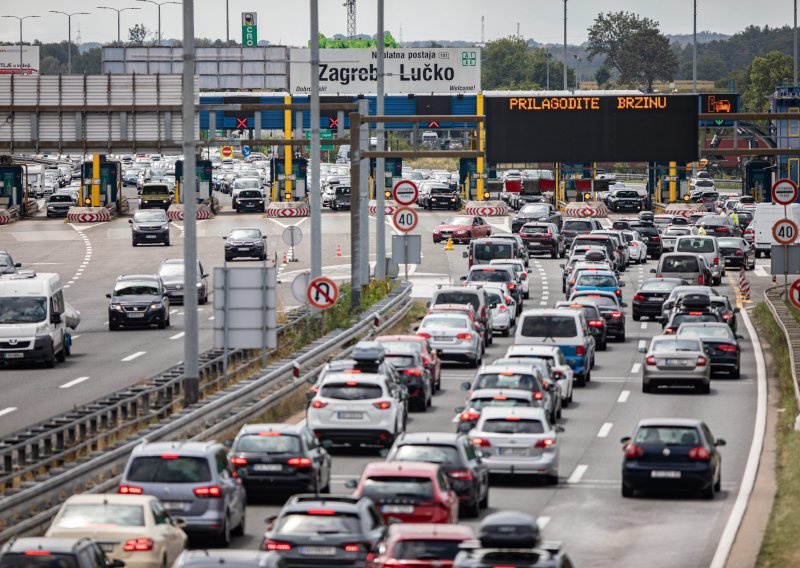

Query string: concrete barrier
67 207 111 223
167 203 215 221
563 201 609 218
368 200 402 215
265 202 310 218
664 203 704 218
464 200 508 217
0 208 18 225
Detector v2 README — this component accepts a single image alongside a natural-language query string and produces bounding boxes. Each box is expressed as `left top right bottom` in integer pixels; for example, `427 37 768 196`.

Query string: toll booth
743 158 772 202
0 166 24 212
81 158 121 206
369 158 402 198
175 159 213 204
270 156 308 201
459 158 477 200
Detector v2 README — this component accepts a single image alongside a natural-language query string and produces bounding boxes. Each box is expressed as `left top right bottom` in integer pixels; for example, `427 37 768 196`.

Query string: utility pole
693 0 697 93
226 0 230 43
49 11 89 74
310 0 321 280
546 52 551 90
358 99 370 286
375 0 386 279
97 6 141 45
563 0 568 91
795 0 798 86
350 111 362 309
181 0 199 404
1 15 39 74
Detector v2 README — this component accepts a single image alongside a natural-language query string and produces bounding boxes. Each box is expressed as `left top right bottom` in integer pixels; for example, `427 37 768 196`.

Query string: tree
587 11 659 76
617 29 678 92
743 51 793 111
482 36 536 89
128 23 149 46
594 66 611 86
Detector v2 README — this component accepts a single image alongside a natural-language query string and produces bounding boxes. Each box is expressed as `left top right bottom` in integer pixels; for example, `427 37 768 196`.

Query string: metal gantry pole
795 0 798 86
375 0 386 279
359 99 370 286
182 0 200 405
310 0 322 280
226 0 230 44
350 111 362 309
562 0 568 91
693 0 697 93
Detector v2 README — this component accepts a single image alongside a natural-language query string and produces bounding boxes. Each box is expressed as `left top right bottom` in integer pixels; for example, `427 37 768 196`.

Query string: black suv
425 184 462 210
628 221 663 259
607 189 644 212
235 189 267 213
385 432 490 518
511 204 562 234
224 228 267 261
331 186 351 211
130 208 170 246
0 538 123 568
107 275 169 331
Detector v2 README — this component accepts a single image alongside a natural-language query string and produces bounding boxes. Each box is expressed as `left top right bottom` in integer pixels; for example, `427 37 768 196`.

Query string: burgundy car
432 215 491 244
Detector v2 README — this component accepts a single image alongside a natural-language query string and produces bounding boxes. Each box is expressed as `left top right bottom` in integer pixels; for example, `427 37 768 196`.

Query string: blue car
572 269 624 301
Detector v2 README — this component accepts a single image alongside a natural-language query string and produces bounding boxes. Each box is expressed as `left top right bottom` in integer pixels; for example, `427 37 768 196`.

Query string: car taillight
722 312 733 321
570 279 576 285
460 409 481 421
645 355 656 365
404 368 423 377
456 333 473 340
698 275 704 285
630 242 638 246
576 345 585 356
422 356 430 366
417 332 431 339
614 289 622 296
194 485 222 498
718 344 737 352
481 306 487 319
123 538 154 552
542 233 552 238
534 438 556 448
287 457 312 468
735 249 744 256
717 227 729 233
688 446 711 461
311 400 328 409
499 304 507 312
589 320 604 327
624 444 645 459
650 235 660 242
665 328 675 334
507 283 516 291
713 257 719 265
696 356 708 367
373 401 392 410
230 457 248 467
119 485 143 495
505 296 513 304
343 544 363 553
448 469 475 480
611 311 622 318
265 541 292 552
745 227 754 235
533 391 544 400
471 438 492 447
633 294 646 301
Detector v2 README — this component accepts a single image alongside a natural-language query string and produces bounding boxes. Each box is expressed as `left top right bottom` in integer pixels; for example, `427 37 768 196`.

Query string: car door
152 501 185 564
304 427 330 486
215 450 244 524
463 438 489 500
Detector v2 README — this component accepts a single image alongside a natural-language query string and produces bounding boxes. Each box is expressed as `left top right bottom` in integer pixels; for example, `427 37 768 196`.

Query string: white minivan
752 203 800 258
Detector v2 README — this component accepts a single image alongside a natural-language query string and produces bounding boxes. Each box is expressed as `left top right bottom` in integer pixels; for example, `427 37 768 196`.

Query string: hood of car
435 224 471 231
158 274 187 286
133 220 167 228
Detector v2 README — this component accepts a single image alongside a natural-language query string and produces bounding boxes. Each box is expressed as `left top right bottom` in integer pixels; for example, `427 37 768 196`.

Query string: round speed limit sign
773 218 799 245
392 207 419 233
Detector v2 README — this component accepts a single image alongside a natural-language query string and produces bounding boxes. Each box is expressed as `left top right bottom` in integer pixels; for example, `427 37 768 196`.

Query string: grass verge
753 302 800 567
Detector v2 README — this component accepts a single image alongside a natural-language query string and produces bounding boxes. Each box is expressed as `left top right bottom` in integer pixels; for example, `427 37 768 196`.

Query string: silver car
468 407 561 483
661 226 692 252
417 312 484 367
642 335 711 394
675 236 724 285
454 388 538 432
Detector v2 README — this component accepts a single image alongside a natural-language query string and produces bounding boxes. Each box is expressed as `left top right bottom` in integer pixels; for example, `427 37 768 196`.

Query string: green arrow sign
715 119 724 125
305 129 334 150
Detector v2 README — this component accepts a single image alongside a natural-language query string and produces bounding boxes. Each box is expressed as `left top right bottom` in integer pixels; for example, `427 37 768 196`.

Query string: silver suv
119 441 246 547
675 236 723 285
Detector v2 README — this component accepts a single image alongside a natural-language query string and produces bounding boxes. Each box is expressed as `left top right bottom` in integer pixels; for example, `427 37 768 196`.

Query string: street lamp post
97 6 141 45
545 51 552 90
136 0 180 46
692 0 697 93
574 54 582 91
49 11 90 74
795 0 798 86
562 0 568 91
1 15 39 75
226 0 230 44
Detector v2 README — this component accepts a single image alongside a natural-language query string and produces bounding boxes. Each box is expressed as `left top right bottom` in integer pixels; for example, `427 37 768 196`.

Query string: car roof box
351 341 385 366
679 293 711 308
478 511 541 549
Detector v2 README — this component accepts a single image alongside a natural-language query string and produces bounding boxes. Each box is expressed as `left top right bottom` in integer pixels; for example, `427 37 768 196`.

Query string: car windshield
393 445 459 465
475 373 538 391
576 274 617 287
678 326 734 340
520 205 549 216
229 229 262 240
319 382 383 400
444 216 475 226
634 426 700 445
469 270 510 283
362 477 434 501
127 456 212 483
482 418 544 434
430 187 452 195
520 315 577 338
238 190 262 199
49 195 73 203
277 513 360 535
0 297 47 324
651 339 702 352
141 185 169 195
133 210 168 222
662 256 700 272
114 282 159 296
474 243 513 261
433 293 479 312
563 220 593 231
0 553 79 568
234 434 301 453
718 238 745 248
159 263 198 278
336 187 351 195
0 255 14 268
235 179 260 188
633 225 659 237
392 540 464 561
616 191 639 198
422 316 470 329
492 263 522 275
56 504 145 528
640 280 679 292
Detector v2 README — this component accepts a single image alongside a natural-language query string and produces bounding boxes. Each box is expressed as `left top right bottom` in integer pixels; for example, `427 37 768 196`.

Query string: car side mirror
105 293 112 299
128 219 133 224
734 307 740 313
321 439 334 449
650 269 657 273
620 436 631 445
222 236 227 240
460 381 471 391
264 514 278 525
344 479 358 489
622 303 628 308
556 426 565 433
202 273 209 278
737 335 745 340
51 312 62 325
559 264 565 268
14 263 20 268
306 374 318 385
171 516 187 529
715 438 727 447
459 276 467 281
619 282 626 287
111 560 126 568
462 251 469 258
454 406 465 413
163 292 169 298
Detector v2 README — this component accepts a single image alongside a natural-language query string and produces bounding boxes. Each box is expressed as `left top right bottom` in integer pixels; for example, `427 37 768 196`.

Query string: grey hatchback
119 441 246 547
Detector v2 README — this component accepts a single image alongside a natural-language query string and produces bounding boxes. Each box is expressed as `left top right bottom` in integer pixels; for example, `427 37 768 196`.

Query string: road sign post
307 276 339 310
772 178 798 205
773 219 798 245
221 146 233 159
771 179 800 295
392 206 419 281
282 225 303 263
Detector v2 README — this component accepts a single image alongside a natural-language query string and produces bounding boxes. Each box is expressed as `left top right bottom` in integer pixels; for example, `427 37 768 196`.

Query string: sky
1 0 794 47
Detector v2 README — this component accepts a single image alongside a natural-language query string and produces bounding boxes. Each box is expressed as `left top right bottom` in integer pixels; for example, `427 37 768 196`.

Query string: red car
377 335 442 392
367 524 475 568
352 462 459 524
432 215 492 244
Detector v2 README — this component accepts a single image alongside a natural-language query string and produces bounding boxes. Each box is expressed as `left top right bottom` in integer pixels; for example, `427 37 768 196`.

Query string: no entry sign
307 277 339 309
392 180 419 206
772 178 798 206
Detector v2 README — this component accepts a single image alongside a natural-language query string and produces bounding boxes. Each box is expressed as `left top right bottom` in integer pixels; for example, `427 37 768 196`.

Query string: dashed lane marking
567 464 589 484
170 332 185 340
121 351 146 362
59 376 90 389
597 422 613 438
638 340 647 351
640 322 648 330
631 363 642 374
0 407 17 418
617 390 631 403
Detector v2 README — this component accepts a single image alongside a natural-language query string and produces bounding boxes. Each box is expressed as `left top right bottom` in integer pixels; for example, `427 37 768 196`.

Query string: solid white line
539 301 547 306
170 309 178 314
537 516 551 529
617 390 630 403
71 334 80 340
638 339 646 351
170 332 185 339
59 376 90 389
0 407 17 418
640 322 648 330
709 307 768 568
208 316 215 320
596 422 613 438
567 464 588 484
121 351 146 362
630 363 642 374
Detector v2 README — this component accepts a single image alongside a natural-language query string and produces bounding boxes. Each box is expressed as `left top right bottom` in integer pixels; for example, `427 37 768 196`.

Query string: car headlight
150 302 163 310
258 199 264 203
161 224 168 230
132 224 141 230
110 304 124 311
196 282 203 288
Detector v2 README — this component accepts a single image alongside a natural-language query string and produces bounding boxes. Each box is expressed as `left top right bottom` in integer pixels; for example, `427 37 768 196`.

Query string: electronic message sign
485 95 699 164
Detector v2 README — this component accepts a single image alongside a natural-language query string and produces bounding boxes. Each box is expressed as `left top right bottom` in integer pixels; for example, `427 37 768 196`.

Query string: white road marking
540 301 547 306
59 376 90 389
208 316 215 320
71 334 80 340
638 340 647 351
170 332 185 340
537 516 551 529
617 390 631 403
0 407 17 418
640 322 648 330
121 351 146 362
631 363 642 374
597 422 613 438
170 309 178 314
753 266 768 277
567 464 589 484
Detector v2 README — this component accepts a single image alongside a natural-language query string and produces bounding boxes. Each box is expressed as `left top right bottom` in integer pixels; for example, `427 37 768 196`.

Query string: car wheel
756 251 762 259
232 506 246 536
218 515 232 547
701 382 711 394
714 468 722 492
551 250 558 259
545 474 559 486
132 240 138 247
617 331 626 342
464 494 481 518
479 487 489 508
642 382 651 394
225 255 233 262
598 340 607 352
730 367 741 379
632 313 641 321
524 291 530 299
701 484 715 500
56 341 66 363
576 373 587 388
501 327 510 337
622 484 634 498
44 347 56 368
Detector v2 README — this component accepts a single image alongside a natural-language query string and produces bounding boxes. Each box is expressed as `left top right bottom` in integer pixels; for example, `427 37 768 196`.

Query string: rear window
520 225 551 235
633 225 659 237
482 419 544 434
233 434 301 453
634 426 700 445
662 256 701 272
393 445 459 464
0 554 79 568
361 477 434 501
320 383 383 400
671 313 720 326
422 316 470 329
277 513 361 535
572 295 617 309
576 274 617 287
433 292 479 312
640 280 679 292
468 270 511 283
717 238 745 248
127 456 212 483
385 354 416 367
430 187 452 195
651 339 702 352
664 228 691 236
56 504 145 528
677 239 715 253
520 315 578 338
563 220 593 231
474 373 538 391
470 396 532 410
678 326 734 340
392 540 464 561
49 195 73 203
474 243 513 261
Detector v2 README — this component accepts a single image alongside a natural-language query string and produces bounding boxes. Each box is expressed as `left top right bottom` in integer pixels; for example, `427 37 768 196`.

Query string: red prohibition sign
393 207 419 233
773 218 799 245
790 279 800 310
307 277 339 309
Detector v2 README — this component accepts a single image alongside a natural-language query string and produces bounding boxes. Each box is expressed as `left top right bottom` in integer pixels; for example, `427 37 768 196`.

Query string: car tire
524 291 530 299
56 338 66 363
730 367 740 379
44 347 56 369
621 484 634 498
701 382 711 394
551 250 558 259
501 327 510 337
132 240 138 247
218 515 232 547
632 313 641 321
617 331 626 342
464 494 481 519
158 316 166 330
642 382 651 394
545 474 559 486
225 255 233 262
232 506 246 537
714 468 722 493
701 484 715 500
576 373 587 388
755 251 762 259
598 340 607 352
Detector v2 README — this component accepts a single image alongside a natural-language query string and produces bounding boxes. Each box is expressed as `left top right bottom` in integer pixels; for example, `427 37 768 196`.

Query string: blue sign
241 145 252 158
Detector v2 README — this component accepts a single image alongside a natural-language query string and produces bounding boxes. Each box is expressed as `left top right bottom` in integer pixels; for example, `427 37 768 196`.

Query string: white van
0 272 68 367
752 203 800 258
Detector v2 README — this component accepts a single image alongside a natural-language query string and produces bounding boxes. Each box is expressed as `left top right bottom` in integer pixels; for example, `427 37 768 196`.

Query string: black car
511 204 562 234
717 237 755 270
607 189 643 212
677 322 741 378
621 418 725 499
130 208 170 246
555 300 607 351
663 301 723 335
382 346 433 411
385 432 490 518
159 258 210 304
569 291 626 342
262 495 386 567
46 193 76 218
699 214 742 238
519 222 565 258
235 189 267 213
632 277 684 321
224 227 267 261
228 423 332 495
629 222 663 259
561 218 604 247
0 538 123 568
331 185 351 211
107 274 170 331
659 286 720 321
710 295 739 333
425 184 462 210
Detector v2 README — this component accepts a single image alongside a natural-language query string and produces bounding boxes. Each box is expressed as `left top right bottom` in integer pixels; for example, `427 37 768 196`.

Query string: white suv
306 372 408 449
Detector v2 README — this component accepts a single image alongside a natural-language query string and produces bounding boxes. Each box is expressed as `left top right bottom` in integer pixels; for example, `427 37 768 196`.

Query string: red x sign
236 117 248 129
328 117 339 128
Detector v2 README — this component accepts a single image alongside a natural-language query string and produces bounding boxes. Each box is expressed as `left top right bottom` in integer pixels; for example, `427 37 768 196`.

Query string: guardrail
0 283 412 541
763 286 800 427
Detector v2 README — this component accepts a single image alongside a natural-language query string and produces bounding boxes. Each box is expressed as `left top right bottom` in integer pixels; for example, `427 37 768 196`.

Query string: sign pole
404 234 409 282
375 0 386 279
310 0 322 283
786 202 790 298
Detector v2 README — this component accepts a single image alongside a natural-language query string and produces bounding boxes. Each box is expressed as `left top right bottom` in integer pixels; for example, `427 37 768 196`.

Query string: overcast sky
1 0 794 46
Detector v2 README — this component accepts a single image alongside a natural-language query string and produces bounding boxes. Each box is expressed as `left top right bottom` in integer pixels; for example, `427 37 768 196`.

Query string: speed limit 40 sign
393 207 419 233
773 218 799 245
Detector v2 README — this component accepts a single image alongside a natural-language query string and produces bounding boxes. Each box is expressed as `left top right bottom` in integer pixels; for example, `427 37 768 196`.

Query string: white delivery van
0 272 68 367
752 203 800 258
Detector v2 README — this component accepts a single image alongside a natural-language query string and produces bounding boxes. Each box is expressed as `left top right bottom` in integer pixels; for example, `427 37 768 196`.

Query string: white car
306 371 407 448
489 259 530 299
622 230 648 264
503 345 575 407
46 494 188 568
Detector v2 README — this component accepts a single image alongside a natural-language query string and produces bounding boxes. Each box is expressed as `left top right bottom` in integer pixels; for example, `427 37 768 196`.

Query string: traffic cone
336 243 343 257
444 237 454 251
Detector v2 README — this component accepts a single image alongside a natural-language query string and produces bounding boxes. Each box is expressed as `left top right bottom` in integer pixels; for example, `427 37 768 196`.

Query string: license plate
529 242 541 246
647 297 662 302
498 447 526 455
253 464 283 472
146 234 157 239
3 352 23 359
382 504 414 514
435 336 454 342
337 411 363 420
163 501 187 511
98 544 115 553
664 359 685 366
300 546 337 556
127 312 145 318
651 470 681 479
238 247 249 251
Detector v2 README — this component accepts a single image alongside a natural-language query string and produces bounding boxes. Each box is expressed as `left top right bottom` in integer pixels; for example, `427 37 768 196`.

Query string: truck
751 202 800 258
139 182 172 210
